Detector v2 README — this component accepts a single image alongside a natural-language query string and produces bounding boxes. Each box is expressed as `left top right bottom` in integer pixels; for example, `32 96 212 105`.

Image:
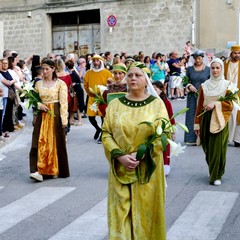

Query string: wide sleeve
194 86 204 130
83 71 94 97
210 90 233 133
102 101 125 163
58 80 68 126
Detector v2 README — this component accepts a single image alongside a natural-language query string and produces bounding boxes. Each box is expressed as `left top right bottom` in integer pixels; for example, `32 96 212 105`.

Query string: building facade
0 0 194 58
0 0 239 59
196 0 240 55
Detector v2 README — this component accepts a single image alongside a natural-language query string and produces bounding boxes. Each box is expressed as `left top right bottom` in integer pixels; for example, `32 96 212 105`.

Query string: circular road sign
107 15 117 27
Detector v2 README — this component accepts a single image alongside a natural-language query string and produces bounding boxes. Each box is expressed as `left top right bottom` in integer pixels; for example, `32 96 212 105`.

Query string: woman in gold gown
102 62 168 239
29 59 70 182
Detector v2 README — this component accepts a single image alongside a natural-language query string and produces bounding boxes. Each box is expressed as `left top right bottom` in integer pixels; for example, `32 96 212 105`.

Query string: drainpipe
192 0 196 45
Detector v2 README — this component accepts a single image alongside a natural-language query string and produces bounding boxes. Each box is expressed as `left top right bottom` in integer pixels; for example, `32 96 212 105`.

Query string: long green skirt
200 111 229 183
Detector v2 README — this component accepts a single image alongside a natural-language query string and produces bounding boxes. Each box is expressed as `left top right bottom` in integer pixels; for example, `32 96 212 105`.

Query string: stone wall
1 10 45 59
102 0 193 56
0 0 193 58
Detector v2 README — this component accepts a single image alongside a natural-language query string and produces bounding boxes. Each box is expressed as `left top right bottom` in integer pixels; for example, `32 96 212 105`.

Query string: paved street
0 99 240 240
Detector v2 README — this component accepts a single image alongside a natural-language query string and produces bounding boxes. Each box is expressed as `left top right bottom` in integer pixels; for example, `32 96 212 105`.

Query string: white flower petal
233 101 240 110
167 139 186 157
156 126 163 135
89 102 98 112
98 85 108 95
22 99 31 109
23 82 34 92
228 83 239 93
170 125 177 133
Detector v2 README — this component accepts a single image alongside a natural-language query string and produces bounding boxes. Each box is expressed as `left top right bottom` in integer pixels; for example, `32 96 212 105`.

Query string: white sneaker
164 165 171 176
213 180 221 186
18 121 25 127
30 172 43 182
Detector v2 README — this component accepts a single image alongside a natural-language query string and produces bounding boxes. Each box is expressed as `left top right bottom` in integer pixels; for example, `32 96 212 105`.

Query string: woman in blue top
151 53 166 82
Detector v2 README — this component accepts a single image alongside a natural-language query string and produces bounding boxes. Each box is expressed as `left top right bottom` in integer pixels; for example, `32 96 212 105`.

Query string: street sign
107 15 117 27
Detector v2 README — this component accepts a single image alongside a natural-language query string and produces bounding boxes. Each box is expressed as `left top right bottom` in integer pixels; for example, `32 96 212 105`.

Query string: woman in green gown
102 62 168 239
194 58 233 186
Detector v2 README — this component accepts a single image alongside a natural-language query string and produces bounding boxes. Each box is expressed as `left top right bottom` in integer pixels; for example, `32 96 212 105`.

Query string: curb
0 109 32 150
0 126 26 149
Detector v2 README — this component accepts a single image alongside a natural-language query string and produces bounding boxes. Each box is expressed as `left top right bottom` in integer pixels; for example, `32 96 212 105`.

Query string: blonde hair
55 58 65 72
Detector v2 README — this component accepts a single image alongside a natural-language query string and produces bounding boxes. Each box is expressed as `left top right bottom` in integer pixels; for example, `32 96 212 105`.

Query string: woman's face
126 67 147 92
113 71 125 83
153 85 162 95
211 62 222 78
42 63 55 79
194 56 203 65
145 57 150 63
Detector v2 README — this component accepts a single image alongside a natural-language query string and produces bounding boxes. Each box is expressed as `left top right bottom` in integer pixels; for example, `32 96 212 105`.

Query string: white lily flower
20 91 27 98
89 87 95 95
170 125 177 133
89 102 98 112
156 126 163 135
233 101 240 110
23 81 34 92
167 139 186 157
177 122 189 133
97 85 108 95
228 83 239 93
22 99 31 109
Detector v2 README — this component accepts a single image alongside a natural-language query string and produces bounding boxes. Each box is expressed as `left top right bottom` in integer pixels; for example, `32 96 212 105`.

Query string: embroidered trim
119 95 156 107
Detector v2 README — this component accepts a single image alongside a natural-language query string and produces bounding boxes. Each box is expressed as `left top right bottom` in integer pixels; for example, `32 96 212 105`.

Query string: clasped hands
117 152 140 171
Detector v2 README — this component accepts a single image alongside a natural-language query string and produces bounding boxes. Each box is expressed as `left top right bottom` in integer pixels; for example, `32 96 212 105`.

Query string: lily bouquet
20 81 53 115
198 82 240 118
136 108 189 161
89 85 108 105
219 82 239 102
89 85 108 115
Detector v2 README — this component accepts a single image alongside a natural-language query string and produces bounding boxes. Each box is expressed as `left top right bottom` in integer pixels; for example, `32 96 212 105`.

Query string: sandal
75 122 83 126
3 132 9 138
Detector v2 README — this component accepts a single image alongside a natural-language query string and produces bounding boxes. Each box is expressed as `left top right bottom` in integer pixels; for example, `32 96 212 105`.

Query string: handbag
8 87 16 100
69 86 76 98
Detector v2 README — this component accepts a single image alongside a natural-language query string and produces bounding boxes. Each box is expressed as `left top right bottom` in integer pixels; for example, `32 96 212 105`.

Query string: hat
128 61 151 78
112 63 127 73
91 54 103 60
191 50 205 58
125 56 135 63
231 45 240 52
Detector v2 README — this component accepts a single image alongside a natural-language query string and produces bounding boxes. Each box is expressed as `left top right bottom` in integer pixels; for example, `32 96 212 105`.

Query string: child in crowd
152 81 176 176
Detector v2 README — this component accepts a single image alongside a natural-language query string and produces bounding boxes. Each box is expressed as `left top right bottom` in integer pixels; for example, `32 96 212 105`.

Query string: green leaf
161 119 166 130
171 108 189 119
161 134 167 151
138 121 153 127
136 144 147 160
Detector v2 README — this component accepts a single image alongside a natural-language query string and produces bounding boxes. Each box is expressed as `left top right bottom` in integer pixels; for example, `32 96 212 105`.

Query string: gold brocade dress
29 79 70 178
102 95 168 240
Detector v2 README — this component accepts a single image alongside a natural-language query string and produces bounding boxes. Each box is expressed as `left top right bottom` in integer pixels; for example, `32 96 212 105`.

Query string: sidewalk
0 110 31 149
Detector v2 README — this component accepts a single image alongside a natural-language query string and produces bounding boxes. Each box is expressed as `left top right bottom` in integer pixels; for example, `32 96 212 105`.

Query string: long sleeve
83 71 95 97
194 86 204 130
58 81 68 126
